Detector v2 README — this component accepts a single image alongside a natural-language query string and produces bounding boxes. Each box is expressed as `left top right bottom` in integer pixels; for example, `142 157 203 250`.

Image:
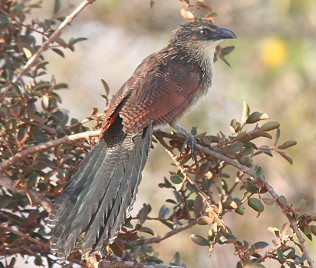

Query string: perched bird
48 20 236 258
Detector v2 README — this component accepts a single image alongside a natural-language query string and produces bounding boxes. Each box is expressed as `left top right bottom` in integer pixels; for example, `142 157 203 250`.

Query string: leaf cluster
0 1 92 267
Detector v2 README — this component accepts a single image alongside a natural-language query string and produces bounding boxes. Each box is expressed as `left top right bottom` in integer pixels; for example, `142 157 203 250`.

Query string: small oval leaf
170 174 183 184
253 241 269 252
277 140 297 149
235 205 244 215
261 121 280 131
190 234 209 246
17 126 28 145
248 197 264 212
158 205 170 219
246 112 270 124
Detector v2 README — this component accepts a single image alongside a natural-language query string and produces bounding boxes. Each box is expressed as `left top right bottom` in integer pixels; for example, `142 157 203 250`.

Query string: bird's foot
172 124 197 156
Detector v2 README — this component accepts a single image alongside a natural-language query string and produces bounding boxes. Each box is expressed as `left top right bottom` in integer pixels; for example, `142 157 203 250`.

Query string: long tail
47 119 152 258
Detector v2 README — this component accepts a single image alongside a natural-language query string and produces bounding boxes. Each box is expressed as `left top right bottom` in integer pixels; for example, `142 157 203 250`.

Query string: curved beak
218 27 237 40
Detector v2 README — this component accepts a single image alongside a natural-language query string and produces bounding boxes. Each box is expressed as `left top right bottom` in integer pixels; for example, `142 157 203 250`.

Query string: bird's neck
178 43 216 90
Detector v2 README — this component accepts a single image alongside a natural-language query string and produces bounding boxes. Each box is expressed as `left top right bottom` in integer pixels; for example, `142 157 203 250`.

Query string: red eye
200 29 209 36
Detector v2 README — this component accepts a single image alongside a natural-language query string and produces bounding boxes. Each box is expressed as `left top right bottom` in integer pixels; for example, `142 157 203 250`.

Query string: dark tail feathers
47 123 152 258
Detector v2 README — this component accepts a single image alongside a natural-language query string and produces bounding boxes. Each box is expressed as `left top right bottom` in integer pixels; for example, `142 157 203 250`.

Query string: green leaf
239 156 253 166
53 0 61 14
274 128 281 146
170 252 181 266
235 205 244 215
190 234 209 246
68 37 88 51
221 46 235 56
158 205 169 219
55 37 68 48
276 248 285 262
261 121 280 131
250 130 272 139
170 174 183 184
138 226 154 236
52 48 65 58
246 112 270 124
277 140 297 149
259 147 273 157
255 166 263 178
218 233 237 244
235 131 251 141
229 142 244 153
248 198 264 213
138 204 150 224
35 60 49 70
101 79 110 96
277 151 293 165
244 180 258 193
54 83 68 90
253 241 269 252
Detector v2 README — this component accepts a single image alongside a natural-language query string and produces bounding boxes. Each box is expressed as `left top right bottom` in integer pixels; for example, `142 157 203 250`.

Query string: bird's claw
172 124 197 158
180 134 197 157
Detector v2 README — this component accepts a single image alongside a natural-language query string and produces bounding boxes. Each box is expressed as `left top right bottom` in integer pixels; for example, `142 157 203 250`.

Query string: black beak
218 27 237 40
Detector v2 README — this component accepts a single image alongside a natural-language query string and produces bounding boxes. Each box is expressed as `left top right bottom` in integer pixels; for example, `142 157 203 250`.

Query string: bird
47 20 236 258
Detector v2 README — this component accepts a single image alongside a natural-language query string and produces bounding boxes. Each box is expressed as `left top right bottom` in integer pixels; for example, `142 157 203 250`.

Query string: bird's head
169 20 236 59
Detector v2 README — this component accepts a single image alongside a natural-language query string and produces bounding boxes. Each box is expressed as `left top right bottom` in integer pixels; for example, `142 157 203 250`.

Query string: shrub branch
0 127 314 267
0 0 96 100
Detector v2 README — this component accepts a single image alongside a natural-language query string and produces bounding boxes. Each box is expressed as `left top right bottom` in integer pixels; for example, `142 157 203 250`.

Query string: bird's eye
200 29 209 36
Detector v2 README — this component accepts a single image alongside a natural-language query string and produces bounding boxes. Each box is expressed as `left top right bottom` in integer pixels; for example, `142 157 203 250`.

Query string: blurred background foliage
1 0 316 267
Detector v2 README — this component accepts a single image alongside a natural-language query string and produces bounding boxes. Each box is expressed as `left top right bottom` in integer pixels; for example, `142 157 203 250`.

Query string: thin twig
0 130 100 171
130 220 197 246
0 172 53 212
0 224 48 248
0 0 95 99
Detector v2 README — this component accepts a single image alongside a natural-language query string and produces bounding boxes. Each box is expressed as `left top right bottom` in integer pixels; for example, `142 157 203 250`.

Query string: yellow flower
259 37 288 68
